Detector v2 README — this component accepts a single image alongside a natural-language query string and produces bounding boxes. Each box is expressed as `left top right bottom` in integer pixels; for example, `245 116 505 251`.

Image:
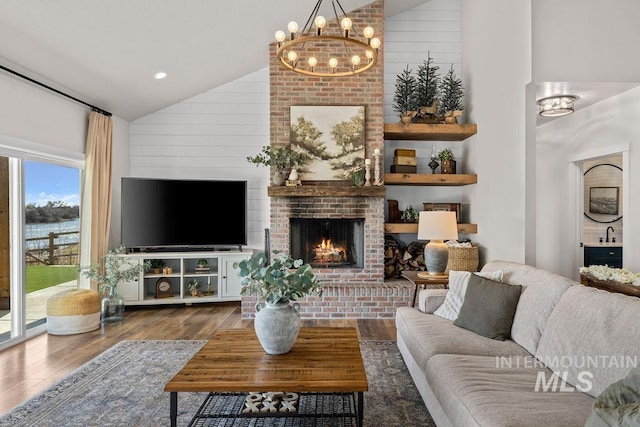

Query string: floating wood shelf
384 223 478 234
384 123 477 141
268 185 386 198
384 173 477 186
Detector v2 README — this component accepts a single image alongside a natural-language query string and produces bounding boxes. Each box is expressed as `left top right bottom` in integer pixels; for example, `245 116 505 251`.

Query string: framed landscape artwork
290 105 365 182
589 186 619 215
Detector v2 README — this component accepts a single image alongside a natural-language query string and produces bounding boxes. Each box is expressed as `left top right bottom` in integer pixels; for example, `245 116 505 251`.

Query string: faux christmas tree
416 52 440 122
439 64 464 122
392 65 418 122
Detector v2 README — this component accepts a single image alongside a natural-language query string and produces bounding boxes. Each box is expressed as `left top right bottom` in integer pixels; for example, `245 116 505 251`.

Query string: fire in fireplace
290 218 365 268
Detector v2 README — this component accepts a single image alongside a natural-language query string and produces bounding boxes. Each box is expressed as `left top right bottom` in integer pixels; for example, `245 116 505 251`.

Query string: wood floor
0 301 397 415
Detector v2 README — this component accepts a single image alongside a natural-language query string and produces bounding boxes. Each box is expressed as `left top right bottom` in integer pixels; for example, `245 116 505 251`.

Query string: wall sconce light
537 95 576 117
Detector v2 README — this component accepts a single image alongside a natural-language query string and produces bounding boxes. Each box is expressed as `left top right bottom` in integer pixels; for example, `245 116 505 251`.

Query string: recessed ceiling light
154 72 167 80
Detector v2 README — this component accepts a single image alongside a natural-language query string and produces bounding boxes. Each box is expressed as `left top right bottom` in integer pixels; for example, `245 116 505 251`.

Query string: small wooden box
394 148 416 157
393 156 417 166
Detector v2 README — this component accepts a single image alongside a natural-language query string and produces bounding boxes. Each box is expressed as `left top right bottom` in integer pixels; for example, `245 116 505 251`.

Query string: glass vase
100 284 125 323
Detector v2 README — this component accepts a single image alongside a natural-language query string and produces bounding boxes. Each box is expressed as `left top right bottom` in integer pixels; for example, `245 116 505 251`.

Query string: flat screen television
121 178 247 251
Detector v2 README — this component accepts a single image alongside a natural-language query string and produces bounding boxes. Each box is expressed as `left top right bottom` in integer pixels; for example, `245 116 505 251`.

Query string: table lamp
417 211 458 275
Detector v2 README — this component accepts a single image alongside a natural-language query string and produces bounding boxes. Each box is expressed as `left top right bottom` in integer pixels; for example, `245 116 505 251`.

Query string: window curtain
78 111 113 290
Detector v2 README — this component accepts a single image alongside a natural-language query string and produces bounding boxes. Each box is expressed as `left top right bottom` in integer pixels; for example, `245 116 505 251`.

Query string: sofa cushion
433 270 504 321
535 285 640 398
481 260 575 354
453 274 522 340
395 306 530 372
425 354 595 427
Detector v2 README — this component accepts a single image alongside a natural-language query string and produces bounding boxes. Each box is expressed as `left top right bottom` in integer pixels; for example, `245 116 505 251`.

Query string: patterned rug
0 339 435 426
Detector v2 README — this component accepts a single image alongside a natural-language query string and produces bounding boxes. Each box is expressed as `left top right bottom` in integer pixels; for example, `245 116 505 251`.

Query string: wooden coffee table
165 327 368 426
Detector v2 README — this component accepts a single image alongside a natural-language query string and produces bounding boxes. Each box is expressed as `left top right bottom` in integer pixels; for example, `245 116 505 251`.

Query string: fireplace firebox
290 218 365 268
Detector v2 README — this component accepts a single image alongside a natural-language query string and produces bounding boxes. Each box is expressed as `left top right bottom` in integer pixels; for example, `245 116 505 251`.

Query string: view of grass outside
26 266 78 293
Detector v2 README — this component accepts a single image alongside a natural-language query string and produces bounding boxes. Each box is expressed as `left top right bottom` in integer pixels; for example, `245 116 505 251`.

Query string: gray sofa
395 260 640 426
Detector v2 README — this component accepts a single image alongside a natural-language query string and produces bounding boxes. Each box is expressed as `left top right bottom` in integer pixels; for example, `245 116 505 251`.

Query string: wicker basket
445 244 479 273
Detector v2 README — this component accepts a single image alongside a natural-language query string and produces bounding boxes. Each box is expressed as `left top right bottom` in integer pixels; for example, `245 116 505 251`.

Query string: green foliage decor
416 52 440 109
439 64 464 115
401 205 419 222
187 279 201 291
247 145 309 171
438 148 454 161
392 65 418 117
234 251 322 305
78 245 150 291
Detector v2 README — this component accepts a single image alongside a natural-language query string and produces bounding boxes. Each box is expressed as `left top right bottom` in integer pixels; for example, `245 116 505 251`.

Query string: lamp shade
417 211 458 241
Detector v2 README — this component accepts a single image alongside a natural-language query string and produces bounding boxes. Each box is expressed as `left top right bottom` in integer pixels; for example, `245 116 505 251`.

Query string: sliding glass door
0 146 83 349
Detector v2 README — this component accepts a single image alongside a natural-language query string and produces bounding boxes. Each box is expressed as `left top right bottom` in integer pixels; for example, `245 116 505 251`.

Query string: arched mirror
583 163 622 223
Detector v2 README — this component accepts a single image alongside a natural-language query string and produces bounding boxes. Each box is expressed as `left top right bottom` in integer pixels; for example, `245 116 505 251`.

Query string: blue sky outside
25 161 81 207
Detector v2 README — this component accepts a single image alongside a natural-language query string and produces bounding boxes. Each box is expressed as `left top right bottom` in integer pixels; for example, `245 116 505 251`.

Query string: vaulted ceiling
0 0 427 121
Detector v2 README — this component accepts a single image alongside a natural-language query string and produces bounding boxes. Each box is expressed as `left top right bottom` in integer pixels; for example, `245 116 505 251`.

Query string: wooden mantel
268 185 386 198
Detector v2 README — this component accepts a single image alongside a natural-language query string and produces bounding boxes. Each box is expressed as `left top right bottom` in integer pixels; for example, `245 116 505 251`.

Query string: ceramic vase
272 171 286 186
100 284 125 323
254 301 301 354
288 168 299 182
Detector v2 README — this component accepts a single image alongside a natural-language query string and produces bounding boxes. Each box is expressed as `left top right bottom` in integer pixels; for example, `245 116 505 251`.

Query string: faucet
606 226 614 243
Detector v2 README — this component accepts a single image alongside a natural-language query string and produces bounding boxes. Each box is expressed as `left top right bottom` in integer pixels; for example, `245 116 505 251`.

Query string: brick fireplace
240 0 414 318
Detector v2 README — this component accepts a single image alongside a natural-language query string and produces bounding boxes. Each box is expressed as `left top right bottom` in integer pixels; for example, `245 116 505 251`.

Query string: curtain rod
0 64 112 117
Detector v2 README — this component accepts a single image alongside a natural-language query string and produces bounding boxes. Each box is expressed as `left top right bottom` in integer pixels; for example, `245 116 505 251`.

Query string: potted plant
78 245 150 322
401 206 419 223
234 251 322 354
187 279 201 296
149 259 166 274
247 145 309 186
197 258 208 268
392 65 418 125
439 64 464 124
438 148 456 174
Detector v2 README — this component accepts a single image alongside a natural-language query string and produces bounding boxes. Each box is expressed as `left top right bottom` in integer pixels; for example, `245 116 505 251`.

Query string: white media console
118 250 253 306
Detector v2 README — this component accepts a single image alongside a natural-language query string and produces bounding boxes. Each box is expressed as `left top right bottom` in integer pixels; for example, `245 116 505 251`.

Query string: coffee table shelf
188 392 357 426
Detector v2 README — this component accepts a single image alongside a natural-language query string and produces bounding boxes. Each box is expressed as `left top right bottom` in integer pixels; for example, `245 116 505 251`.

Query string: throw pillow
433 270 504 321
585 366 640 427
453 273 522 341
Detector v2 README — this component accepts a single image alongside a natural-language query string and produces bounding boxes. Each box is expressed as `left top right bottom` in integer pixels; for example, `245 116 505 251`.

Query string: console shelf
118 250 252 306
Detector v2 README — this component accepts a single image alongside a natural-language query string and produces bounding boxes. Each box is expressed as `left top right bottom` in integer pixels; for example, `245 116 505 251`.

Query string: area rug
0 339 435 426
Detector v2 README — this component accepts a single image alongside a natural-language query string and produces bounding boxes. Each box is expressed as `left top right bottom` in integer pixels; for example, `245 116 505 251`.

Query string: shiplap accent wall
128 0 462 251
129 69 270 250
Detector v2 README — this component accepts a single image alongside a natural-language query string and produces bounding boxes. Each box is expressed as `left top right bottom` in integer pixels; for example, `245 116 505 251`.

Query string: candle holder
429 146 439 174
364 162 372 186
373 151 383 186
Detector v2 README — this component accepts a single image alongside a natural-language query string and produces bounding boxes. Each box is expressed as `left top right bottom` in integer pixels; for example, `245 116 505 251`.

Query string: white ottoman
47 289 101 335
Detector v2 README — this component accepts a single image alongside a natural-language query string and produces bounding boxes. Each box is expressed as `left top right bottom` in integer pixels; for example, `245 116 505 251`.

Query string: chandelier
537 95 576 117
274 0 381 77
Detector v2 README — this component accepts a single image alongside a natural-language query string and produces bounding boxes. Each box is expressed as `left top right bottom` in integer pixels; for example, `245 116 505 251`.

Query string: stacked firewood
384 235 426 279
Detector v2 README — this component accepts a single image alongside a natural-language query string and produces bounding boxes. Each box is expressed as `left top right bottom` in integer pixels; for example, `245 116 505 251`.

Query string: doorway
575 151 628 271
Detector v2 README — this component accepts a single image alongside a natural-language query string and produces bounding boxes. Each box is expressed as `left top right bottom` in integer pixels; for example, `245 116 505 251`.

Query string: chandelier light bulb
287 21 299 35
308 57 318 67
287 50 298 65
351 55 361 66
363 26 374 39
329 58 338 70
275 30 286 43
341 17 352 30
314 16 326 29
370 37 381 49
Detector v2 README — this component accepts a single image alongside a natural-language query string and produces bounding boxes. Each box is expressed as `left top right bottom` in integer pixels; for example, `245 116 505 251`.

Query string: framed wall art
589 187 619 215
422 203 462 223
290 105 365 182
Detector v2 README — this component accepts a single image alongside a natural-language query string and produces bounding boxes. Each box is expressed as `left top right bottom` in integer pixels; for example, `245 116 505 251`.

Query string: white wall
128 69 270 251
461 0 532 265
536 87 640 278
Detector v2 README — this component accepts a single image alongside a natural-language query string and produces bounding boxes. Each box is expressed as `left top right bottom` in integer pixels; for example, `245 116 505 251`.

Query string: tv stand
118 250 253 306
